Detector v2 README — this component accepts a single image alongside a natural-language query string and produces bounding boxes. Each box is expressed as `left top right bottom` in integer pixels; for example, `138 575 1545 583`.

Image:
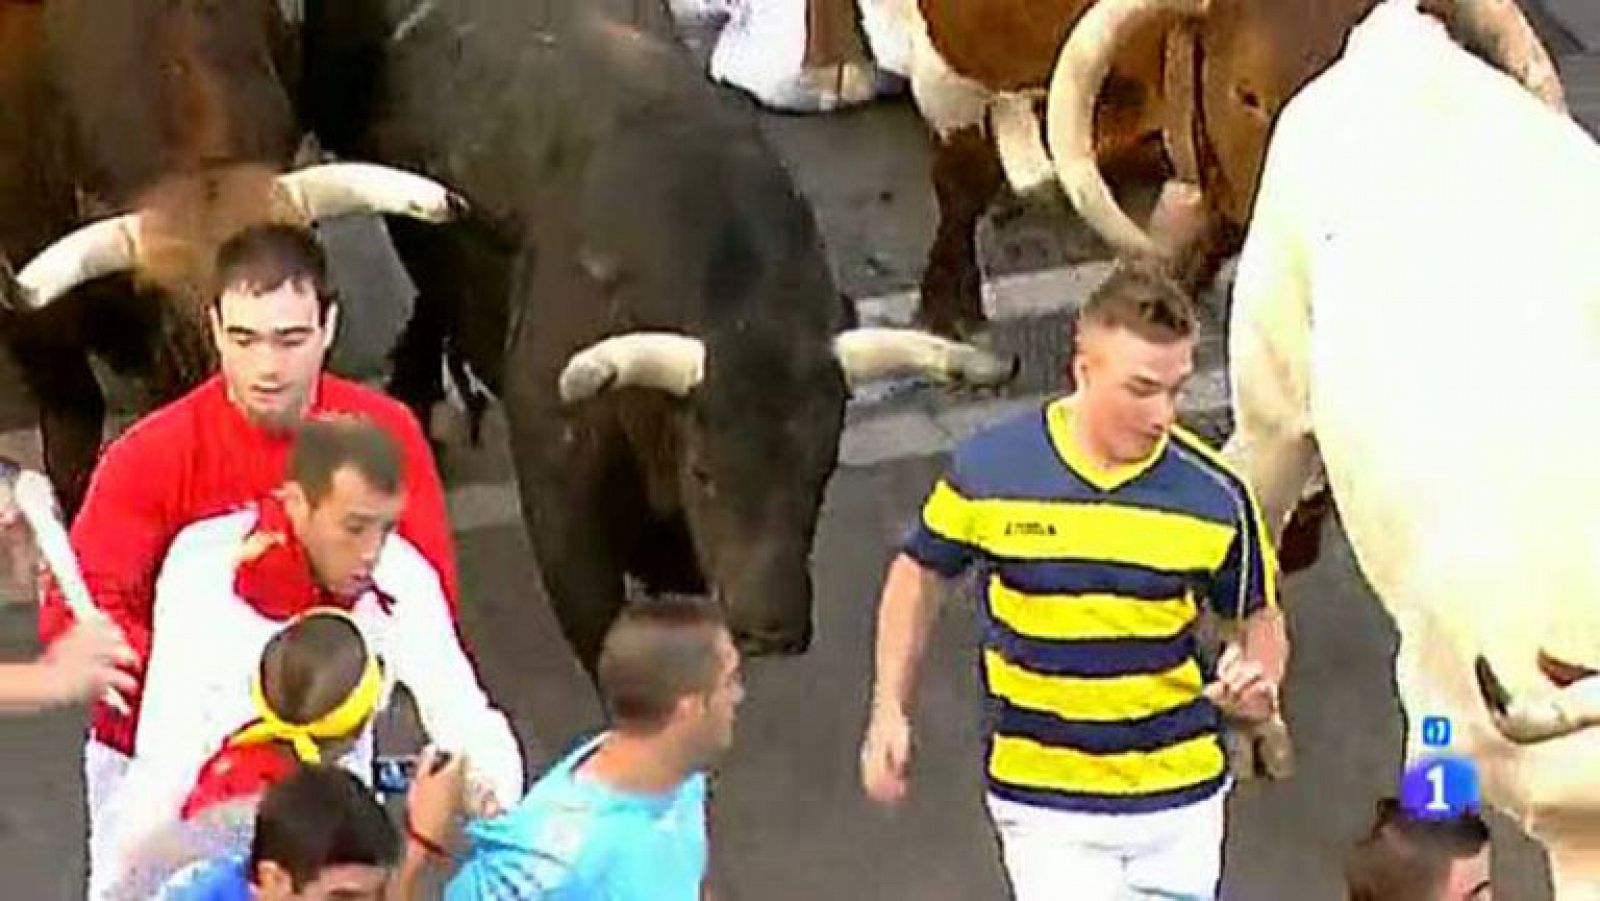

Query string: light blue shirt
446 734 708 901
154 854 252 901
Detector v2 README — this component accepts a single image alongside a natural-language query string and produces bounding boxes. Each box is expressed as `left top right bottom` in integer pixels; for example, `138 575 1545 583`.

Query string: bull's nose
732 624 813 657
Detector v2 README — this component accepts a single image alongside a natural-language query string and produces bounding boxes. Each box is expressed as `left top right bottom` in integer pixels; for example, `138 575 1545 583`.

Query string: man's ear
321 303 340 351
283 481 311 521
254 859 294 895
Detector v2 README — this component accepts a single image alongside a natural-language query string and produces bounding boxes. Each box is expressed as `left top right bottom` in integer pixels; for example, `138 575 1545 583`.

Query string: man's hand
1203 644 1278 725
407 745 468 853
861 705 913 807
40 619 137 707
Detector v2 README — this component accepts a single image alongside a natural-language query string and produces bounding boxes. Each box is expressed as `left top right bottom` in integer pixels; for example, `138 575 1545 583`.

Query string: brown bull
0 0 459 516
904 0 1565 337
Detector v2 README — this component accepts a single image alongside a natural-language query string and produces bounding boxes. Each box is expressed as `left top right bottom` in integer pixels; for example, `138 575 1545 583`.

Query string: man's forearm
0 661 57 713
871 554 944 716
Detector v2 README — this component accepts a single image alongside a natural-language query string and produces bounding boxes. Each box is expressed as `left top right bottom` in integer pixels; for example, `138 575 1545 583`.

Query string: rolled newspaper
0 459 132 714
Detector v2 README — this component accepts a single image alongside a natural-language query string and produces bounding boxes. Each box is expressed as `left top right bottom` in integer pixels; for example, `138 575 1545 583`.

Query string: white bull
1221 1 1600 896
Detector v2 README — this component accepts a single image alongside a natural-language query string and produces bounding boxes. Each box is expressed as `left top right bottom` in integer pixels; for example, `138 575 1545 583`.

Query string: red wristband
405 815 453 861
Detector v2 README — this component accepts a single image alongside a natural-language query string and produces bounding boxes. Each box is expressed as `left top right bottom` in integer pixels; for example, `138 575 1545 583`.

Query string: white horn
1476 656 1600 743
1044 0 1210 259
274 163 467 223
13 214 142 310
559 332 707 403
990 92 1055 196
833 328 1018 390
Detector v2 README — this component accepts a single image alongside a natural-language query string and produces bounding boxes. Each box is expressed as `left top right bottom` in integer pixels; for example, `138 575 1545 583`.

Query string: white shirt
99 505 525 898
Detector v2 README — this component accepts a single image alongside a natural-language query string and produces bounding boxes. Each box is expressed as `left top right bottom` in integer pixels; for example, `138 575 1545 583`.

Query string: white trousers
84 738 131 900
986 790 1227 901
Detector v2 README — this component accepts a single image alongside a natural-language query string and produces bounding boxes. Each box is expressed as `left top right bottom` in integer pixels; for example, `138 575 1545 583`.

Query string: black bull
311 1 1014 669
296 0 1013 668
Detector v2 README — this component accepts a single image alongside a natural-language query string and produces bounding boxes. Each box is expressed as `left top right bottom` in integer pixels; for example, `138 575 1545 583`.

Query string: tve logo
1401 755 1480 818
1421 715 1452 748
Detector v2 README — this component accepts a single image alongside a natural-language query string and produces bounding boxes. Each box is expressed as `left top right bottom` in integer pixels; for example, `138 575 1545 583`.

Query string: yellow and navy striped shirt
904 398 1278 814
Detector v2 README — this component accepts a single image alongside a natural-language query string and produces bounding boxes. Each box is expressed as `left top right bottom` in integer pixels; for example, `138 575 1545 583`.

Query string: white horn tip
558 357 618 404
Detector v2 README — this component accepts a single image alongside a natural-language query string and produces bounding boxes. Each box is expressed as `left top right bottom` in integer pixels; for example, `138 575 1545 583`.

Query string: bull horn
1475 655 1600 743
1449 0 1566 112
559 332 707 403
833 328 1018 390
12 214 142 310
1044 0 1210 259
274 163 468 224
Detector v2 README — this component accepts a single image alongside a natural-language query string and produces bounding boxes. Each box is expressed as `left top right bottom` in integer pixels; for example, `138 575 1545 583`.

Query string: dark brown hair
598 598 728 733
250 765 397 890
1345 797 1491 901
1077 259 1197 345
289 415 404 506
258 611 370 726
212 223 336 318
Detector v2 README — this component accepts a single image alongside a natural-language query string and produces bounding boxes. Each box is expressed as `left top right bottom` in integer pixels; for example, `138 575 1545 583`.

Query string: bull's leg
917 126 1001 339
1218 264 1317 553
385 218 511 451
384 220 451 436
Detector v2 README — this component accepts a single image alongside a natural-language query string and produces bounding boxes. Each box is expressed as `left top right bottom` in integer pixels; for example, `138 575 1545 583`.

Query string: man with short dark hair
1345 798 1492 901
96 417 521 897
36 222 461 893
395 597 743 900
155 764 400 900
860 261 1289 900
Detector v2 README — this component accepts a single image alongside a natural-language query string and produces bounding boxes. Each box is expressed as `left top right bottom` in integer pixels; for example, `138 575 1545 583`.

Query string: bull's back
1270 2 1599 574
920 0 1164 94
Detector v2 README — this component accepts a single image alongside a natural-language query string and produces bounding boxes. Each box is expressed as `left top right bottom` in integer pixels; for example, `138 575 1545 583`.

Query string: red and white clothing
36 373 457 892
40 373 459 756
93 500 520 899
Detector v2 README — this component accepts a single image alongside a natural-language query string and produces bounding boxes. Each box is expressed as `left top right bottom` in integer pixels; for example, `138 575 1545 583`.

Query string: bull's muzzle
1476 653 1600 744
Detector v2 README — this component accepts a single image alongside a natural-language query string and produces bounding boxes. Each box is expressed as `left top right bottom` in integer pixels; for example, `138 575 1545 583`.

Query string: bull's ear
831 328 1018 392
558 332 707 403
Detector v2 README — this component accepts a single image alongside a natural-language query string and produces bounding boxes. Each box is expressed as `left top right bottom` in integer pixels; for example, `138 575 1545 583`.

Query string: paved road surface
3 1 1595 895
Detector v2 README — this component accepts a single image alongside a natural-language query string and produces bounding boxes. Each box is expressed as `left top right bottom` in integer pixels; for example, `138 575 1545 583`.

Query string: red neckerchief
180 741 297 821
232 495 394 621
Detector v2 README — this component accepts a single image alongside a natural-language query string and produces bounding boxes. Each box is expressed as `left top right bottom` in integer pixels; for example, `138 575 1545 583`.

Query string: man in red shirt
35 223 459 892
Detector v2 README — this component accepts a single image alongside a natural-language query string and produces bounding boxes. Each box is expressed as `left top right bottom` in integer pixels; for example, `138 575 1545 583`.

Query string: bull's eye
691 461 713 488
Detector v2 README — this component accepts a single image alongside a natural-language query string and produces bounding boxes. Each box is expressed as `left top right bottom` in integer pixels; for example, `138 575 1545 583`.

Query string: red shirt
179 741 298 822
38 374 458 755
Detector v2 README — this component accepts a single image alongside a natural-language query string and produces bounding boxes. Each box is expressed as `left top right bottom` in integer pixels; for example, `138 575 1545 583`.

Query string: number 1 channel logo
1402 716 1477 818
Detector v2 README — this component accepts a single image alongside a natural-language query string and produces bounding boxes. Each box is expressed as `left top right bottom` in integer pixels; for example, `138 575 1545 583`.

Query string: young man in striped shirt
860 262 1289 900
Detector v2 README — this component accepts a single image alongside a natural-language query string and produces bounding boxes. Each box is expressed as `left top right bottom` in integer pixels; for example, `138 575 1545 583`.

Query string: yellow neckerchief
227 608 383 764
